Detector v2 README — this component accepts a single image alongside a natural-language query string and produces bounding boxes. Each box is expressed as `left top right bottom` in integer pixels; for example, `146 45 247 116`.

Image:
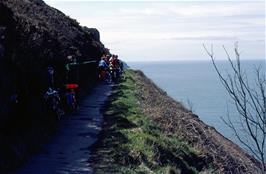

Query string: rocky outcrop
83 27 101 42
0 0 107 172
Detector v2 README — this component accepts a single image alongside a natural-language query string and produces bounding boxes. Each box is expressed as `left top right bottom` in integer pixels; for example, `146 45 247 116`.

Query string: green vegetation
92 70 206 174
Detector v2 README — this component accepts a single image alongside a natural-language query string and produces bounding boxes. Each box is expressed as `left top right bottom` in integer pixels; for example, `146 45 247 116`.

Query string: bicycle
44 88 65 120
64 84 79 112
99 69 112 84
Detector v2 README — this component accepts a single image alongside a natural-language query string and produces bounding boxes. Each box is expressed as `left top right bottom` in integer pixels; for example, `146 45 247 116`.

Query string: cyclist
98 55 111 83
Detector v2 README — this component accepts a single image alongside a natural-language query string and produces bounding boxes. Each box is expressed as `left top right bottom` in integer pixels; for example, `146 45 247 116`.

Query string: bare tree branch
203 43 266 173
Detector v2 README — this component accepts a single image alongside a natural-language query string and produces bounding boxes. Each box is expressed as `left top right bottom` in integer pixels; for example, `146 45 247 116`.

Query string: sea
129 59 265 152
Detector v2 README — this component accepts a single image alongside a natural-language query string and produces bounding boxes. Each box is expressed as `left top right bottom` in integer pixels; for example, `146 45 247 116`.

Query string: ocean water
129 59 265 147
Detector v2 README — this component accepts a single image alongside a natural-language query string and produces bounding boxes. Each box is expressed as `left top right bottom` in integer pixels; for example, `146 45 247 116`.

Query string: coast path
15 84 112 174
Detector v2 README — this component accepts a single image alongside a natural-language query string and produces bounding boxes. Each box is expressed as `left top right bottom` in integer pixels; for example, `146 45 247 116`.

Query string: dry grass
133 70 261 174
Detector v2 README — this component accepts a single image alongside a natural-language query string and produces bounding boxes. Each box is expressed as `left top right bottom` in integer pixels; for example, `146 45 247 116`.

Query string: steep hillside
0 0 107 172
133 70 261 173
92 70 261 174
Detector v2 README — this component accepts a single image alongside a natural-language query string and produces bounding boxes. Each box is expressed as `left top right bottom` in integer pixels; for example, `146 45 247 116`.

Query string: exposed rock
83 27 101 42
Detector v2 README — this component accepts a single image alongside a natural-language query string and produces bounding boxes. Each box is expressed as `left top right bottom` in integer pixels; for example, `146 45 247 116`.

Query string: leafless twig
203 43 266 173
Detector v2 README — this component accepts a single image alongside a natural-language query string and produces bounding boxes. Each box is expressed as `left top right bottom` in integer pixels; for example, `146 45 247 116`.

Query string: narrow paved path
15 84 112 174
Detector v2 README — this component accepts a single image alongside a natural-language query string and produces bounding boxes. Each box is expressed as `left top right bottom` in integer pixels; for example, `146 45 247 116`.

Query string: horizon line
46 0 265 2
125 58 265 63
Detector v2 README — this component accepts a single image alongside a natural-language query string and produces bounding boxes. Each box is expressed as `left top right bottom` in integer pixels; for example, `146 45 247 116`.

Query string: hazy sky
44 0 265 61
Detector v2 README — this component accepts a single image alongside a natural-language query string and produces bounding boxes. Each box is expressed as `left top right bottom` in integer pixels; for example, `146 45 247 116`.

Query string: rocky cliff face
0 0 107 171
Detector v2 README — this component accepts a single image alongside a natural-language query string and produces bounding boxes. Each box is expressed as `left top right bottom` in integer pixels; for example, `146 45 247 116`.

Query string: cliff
91 70 261 174
134 70 261 173
0 0 107 172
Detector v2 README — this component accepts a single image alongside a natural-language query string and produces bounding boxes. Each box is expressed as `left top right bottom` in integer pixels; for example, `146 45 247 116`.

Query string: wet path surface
15 84 112 174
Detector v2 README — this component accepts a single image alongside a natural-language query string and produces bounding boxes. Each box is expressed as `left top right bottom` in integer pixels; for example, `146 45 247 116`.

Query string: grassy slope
91 70 209 174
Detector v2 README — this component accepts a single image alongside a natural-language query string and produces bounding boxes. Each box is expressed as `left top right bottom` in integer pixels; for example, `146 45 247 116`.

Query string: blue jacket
99 60 108 68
